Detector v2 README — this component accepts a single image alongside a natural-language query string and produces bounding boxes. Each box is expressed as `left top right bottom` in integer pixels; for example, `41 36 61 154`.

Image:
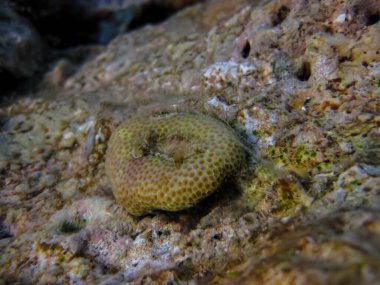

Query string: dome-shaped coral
105 113 246 216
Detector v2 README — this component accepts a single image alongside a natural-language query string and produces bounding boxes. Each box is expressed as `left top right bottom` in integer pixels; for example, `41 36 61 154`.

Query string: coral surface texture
106 113 245 215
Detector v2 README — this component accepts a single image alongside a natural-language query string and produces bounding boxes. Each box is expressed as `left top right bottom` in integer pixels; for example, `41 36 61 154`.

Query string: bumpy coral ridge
105 113 245 216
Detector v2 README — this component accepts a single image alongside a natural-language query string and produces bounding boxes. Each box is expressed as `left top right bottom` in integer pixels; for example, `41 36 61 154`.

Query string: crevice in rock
295 61 311 82
241 40 251 59
272 5 290 26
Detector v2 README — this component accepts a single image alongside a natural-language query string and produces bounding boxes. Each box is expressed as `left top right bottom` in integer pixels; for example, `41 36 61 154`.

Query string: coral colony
106 113 245 215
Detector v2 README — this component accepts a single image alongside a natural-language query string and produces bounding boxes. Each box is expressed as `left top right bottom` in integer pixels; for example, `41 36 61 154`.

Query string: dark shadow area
11 0 202 48
351 0 380 27
0 72 20 96
0 220 12 239
241 40 251 59
295 61 311 81
0 72 46 102
366 13 379 26
160 179 243 234
10 0 97 48
1 0 202 95
59 216 87 234
129 3 176 30
272 5 290 26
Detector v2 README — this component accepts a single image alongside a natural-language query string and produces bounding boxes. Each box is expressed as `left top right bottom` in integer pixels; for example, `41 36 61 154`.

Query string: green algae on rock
105 113 246 216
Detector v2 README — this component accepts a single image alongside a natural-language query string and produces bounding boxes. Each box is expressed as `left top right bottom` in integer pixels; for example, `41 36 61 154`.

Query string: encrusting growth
105 113 246 216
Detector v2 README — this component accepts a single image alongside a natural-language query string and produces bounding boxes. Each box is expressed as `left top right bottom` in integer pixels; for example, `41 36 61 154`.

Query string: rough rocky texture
106 113 246 215
0 0 379 283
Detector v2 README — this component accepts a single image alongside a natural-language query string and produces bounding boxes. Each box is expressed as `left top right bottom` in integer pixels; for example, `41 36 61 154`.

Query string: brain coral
105 113 246 216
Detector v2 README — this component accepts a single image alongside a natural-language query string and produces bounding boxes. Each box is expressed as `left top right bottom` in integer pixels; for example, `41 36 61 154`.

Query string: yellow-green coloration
105 113 246 216
266 144 320 176
241 164 311 216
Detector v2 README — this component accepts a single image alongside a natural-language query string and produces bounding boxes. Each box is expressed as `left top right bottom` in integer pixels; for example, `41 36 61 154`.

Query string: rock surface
0 0 379 283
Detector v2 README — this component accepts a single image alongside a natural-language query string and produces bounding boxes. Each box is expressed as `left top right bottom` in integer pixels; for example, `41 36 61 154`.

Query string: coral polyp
105 113 246 216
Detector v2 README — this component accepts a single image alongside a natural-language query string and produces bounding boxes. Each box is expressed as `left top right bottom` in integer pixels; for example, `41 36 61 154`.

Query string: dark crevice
338 56 351 63
128 3 177 31
0 72 19 95
272 6 290 26
0 220 12 239
351 0 380 27
171 178 242 234
0 71 45 100
241 40 251 59
295 61 311 81
59 216 86 234
140 131 158 157
366 13 379 26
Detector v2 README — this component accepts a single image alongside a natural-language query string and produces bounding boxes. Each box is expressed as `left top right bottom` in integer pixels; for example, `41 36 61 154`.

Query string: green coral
105 113 246 216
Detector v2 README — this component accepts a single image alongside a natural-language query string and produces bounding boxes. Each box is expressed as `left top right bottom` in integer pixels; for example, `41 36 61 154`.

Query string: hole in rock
366 13 380 26
272 5 290 26
295 61 311 81
59 217 86 234
241 40 251 59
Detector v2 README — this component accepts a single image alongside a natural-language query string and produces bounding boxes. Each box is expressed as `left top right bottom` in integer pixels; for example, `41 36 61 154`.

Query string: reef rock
0 0 380 284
